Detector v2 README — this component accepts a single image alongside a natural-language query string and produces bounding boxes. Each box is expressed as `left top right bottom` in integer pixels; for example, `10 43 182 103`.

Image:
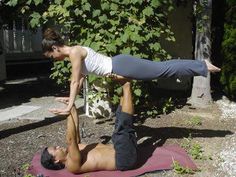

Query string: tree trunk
189 0 213 107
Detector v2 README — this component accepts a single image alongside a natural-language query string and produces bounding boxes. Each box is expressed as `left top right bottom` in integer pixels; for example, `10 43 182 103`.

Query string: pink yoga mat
29 144 197 177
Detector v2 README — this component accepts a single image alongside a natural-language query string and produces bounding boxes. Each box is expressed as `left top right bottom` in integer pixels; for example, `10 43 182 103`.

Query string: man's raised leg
121 82 134 114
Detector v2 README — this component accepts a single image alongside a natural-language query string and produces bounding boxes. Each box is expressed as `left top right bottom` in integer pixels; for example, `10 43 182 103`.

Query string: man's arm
71 105 81 143
65 106 82 173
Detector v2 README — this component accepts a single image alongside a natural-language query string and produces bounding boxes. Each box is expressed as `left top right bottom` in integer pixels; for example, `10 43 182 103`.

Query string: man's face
47 146 67 162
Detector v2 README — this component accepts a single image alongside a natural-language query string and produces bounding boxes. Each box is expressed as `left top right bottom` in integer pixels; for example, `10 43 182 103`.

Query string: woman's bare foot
205 60 221 73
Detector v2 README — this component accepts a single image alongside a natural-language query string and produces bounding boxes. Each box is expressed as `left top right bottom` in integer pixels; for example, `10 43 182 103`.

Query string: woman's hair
42 28 65 52
41 147 65 170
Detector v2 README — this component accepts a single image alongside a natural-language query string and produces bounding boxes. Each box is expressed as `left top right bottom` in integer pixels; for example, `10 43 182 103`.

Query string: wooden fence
3 18 42 54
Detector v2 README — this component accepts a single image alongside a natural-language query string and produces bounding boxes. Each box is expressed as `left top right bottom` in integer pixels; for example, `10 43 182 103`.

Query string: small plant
21 163 31 171
181 134 192 150
50 60 71 87
24 174 36 177
181 134 209 160
21 163 35 177
190 143 205 160
187 116 202 126
172 160 195 174
162 97 174 114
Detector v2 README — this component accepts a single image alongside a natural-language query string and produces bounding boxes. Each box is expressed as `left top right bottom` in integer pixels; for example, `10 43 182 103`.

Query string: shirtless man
41 82 137 173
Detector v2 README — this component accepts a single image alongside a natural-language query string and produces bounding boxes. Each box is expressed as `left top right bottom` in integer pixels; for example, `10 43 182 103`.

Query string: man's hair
41 147 65 170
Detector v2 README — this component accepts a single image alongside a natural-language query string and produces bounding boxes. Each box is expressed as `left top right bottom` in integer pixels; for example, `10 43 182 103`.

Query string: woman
42 28 220 115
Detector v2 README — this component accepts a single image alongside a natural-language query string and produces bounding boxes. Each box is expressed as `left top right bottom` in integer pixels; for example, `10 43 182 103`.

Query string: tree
220 0 236 100
189 0 213 107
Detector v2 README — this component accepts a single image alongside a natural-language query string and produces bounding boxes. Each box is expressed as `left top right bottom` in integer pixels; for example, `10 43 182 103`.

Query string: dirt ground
0 101 235 177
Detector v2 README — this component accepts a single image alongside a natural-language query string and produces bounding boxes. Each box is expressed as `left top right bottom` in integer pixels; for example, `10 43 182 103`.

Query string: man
41 82 137 173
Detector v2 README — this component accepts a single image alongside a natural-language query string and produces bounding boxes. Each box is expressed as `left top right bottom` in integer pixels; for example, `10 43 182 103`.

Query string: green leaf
131 0 142 5
101 2 109 10
26 0 32 5
151 0 161 8
74 8 83 16
121 33 129 42
90 42 100 51
110 11 116 16
115 87 122 94
142 7 154 16
33 0 43 6
6 0 18 6
106 44 117 52
88 75 97 83
121 47 131 54
110 3 118 11
55 0 62 5
122 0 129 5
30 12 41 28
98 14 108 22
82 2 91 11
92 9 101 17
168 5 174 11
115 38 122 46
64 0 73 8
134 88 142 96
149 42 161 51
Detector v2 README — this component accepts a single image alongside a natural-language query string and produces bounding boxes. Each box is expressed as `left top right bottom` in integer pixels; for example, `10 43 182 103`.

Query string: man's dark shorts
112 106 137 171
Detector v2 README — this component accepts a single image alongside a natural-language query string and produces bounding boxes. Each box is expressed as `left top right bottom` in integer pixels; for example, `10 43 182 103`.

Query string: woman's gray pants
112 54 208 80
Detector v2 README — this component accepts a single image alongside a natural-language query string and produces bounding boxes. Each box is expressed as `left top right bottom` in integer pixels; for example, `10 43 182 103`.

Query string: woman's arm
66 48 83 112
49 47 84 115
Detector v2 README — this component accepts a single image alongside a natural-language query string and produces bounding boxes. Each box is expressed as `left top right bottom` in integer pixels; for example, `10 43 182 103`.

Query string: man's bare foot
122 81 131 89
205 60 221 73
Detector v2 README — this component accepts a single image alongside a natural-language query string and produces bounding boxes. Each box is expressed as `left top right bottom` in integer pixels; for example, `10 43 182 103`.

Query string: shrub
220 0 236 100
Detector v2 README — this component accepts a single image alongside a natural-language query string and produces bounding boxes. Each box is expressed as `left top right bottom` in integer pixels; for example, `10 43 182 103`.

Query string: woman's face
44 46 65 60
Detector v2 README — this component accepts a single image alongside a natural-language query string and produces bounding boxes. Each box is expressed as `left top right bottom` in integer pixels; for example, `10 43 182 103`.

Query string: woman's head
42 28 65 60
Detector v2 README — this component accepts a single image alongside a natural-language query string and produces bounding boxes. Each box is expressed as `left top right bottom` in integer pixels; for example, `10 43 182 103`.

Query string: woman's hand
49 97 71 115
55 97 69 104
48 107 71 115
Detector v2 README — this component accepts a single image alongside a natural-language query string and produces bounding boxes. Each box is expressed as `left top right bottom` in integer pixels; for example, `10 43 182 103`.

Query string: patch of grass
181 134 211 160
190 143 204 160
172 160 195 174
181 134 192 150
21 163 35 177
187 116 202 126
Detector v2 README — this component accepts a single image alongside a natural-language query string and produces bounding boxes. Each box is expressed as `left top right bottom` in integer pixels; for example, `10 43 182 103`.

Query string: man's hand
49 108 70 115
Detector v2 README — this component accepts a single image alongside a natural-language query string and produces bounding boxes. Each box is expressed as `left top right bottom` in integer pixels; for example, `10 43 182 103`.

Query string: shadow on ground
0 116 65 139
0 76 67 110
0 62 68 109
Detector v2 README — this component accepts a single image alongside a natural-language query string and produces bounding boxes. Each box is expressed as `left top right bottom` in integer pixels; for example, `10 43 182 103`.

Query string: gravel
215 97 236 177
216 96 236 121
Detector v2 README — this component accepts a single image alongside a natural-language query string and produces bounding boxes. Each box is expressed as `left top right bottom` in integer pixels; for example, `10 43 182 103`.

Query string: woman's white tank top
81 46 112 76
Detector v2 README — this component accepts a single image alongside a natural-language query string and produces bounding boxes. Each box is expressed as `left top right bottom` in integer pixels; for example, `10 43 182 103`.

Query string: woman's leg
112 54 209 80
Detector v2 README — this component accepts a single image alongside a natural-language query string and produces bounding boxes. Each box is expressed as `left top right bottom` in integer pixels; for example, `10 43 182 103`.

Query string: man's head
41 146 67 170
